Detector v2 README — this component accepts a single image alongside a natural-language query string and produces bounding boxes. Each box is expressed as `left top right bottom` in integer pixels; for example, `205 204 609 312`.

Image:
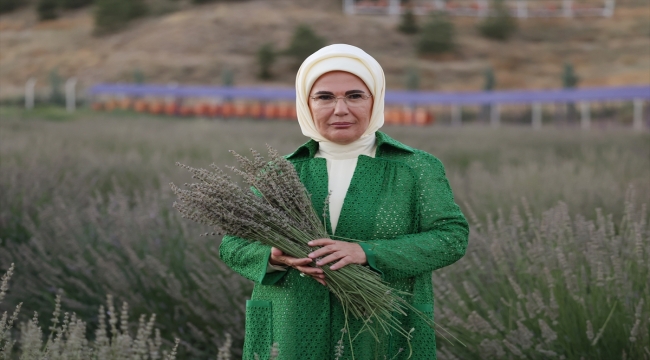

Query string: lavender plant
170 146 448 349
434 189 649 359
0 264 193 360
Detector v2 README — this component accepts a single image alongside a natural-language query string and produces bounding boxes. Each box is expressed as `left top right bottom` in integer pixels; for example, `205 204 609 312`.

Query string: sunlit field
1 107 648 359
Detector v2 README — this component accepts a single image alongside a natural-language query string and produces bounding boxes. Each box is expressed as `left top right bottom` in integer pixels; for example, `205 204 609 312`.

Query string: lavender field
1 107 648 359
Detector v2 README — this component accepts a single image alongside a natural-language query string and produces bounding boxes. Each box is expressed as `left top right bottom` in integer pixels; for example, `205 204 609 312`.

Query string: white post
344 0 355 15
65 77 77 113
25 78 36 110
517 0 527 18
435 0 445 10
388 0 400 16
633 98 644 131
580 102 591 130
602 0 615 17
563 0 573 17
478 0 489 17
532 102 542 130
490 103 500 127
451 104 462 126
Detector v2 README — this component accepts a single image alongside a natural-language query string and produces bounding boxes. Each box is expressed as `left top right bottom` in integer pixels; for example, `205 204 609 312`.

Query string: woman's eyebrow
312 90 366 95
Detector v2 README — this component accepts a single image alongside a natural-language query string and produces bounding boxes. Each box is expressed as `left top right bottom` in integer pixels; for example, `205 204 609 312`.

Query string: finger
308 245 338 259
329 256 352 271
271 247 284 256
286 257 313 267
308 239 336 247
315 252 345 267
295 265 323 276
316 278 327 286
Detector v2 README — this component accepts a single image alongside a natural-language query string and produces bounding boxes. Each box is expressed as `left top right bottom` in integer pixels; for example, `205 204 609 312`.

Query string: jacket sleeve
359 154 469 282
219 235 288 285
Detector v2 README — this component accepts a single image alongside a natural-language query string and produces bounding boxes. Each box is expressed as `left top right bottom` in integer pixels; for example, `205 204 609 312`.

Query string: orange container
221 103 234 118
194 102 209 116
263 103 279 119
133 99 148 113
277 103 291 120
401 108 414 125
208 104 221 117
119 98 132 110
179 105 194 117
164 102 178 116
149 102 163 115
249 102 263 118
234 102 248 118
384 107 399 125
414 108 434 126
104 99 117 112
288 105 297 120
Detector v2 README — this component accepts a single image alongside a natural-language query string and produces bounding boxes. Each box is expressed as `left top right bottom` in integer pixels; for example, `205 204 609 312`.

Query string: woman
219 44 469 360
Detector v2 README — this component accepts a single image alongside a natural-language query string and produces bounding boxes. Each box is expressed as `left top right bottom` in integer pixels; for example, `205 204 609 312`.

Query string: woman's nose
333 98 349 116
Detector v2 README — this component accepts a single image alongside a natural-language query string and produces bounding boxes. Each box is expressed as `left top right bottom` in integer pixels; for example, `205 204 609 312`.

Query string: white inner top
266 134 377 273
315 135 377 234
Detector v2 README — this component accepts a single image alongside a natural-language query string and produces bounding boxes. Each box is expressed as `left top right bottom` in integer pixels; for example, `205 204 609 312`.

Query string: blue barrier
89 83 650 105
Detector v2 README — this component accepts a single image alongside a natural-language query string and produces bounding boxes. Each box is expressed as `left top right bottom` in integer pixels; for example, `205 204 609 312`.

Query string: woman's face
308 71 373 145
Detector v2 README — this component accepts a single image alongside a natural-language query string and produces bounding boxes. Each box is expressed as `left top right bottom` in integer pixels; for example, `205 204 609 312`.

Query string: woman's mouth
330 122 354 129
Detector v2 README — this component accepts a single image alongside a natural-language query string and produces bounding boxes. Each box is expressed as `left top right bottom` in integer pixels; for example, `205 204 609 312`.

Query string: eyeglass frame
308 92 373 108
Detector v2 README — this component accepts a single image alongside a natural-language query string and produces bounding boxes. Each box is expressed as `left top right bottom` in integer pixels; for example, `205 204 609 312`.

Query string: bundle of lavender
170 146 444 346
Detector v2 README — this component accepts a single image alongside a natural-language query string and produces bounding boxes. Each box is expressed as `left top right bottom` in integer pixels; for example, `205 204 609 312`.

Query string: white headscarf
295 44 385 143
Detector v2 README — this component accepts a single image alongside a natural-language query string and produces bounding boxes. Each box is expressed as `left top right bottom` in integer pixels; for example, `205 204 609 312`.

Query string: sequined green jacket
219 131 469 360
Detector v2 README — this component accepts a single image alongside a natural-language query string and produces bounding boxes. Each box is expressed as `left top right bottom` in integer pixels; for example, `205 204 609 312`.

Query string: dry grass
0 0 648 99
0 109 648 357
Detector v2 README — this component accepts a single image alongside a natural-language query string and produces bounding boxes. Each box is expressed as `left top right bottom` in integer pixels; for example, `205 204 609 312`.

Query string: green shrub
257 43 276 80
478 0 518 41
94 0 147 35
562 63 579 89
417 12 454 54
60 0 93 9
398 9 419 34
37 0 58 21
0 0 26 14
285 24 326 65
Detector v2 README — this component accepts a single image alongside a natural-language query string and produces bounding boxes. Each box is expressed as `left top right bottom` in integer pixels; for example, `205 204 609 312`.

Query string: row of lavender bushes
0 111 648 358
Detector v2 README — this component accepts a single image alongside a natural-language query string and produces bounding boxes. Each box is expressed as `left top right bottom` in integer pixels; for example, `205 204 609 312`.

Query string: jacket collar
286 131 414 160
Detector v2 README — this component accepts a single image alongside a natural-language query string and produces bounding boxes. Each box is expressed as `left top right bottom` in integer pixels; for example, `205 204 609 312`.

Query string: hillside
0 0 648 99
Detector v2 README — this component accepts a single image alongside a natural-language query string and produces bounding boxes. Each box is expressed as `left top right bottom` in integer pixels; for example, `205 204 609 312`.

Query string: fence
87 83 649 130
343 0 616 18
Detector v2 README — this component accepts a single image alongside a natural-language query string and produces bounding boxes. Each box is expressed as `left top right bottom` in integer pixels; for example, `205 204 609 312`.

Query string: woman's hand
269 247 326 286
307 239 367 271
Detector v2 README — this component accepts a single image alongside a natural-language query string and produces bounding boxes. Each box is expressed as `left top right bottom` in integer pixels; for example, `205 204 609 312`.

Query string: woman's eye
318 95 335 101
347 94 363 100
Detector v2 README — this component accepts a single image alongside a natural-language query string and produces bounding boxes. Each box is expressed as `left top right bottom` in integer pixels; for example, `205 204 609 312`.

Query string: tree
285 24 326 66
257 43 276 80
478 0 517 41
398 9 419 34
60 0 93 9
405 66 420 91
562 63 579 89
94 0 147 35
562 63 579 122
37 0 58 21
0 0 26 14
482 67 496 122
417 12 454 55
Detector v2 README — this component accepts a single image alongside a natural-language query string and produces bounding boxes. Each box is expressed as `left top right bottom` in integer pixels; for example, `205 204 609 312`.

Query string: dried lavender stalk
170 146 450 347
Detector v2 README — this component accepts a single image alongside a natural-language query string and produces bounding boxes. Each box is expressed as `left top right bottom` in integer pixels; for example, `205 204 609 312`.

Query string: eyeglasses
309 93 373 108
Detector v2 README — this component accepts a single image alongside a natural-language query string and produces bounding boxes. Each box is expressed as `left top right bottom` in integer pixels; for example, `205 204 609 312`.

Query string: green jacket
219 132 469 360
